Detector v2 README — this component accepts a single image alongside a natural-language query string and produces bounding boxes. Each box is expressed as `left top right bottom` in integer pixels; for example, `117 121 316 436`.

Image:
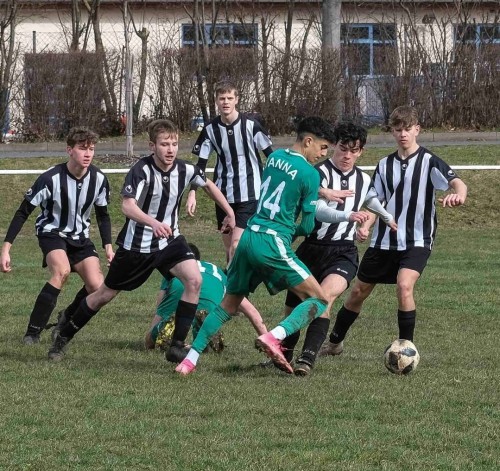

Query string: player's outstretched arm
363 195 397 231
318 187 355 204
238 297 267 335
439 178 468 207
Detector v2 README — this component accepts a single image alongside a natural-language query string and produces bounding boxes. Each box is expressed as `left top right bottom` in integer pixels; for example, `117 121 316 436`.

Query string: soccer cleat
164 340 190 364
51 309 68 342
48 334 70 362
254 332 293 374
293 357 313 377
175 359 196 376
155 319 175 351
318 340 344 357
23 334 40 345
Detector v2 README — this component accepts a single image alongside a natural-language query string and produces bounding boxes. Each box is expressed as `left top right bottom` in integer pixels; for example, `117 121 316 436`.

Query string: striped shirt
24 163 109 240
117 155 207 253
192 113 272 203
370 147 458 250
307 159 372 244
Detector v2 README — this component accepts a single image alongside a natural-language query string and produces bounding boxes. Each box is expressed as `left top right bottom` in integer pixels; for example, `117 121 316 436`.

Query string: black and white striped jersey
24 163 110 240
117 155 207 253
192 113 272 203
370 147 458 251
307 159 372 244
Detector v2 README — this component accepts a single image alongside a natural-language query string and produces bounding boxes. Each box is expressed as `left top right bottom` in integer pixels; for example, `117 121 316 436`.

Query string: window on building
454 23 500 72
182 23 258 48
181 23 258 80
341 24 397 77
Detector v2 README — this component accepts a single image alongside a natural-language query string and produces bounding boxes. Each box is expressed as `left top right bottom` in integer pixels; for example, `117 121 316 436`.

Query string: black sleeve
94 204 112 247
196 158 208 172
262 146 274 158
4 200 36 244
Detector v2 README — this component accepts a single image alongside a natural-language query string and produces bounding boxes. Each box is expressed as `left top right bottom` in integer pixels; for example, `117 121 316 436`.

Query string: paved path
0 131 498 159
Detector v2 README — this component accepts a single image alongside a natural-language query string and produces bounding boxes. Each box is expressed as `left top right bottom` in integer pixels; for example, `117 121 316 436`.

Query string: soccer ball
384 339 420 375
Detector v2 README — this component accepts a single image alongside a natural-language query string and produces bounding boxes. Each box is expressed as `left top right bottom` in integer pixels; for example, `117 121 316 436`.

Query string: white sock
269 326 287 341
185 349 200 365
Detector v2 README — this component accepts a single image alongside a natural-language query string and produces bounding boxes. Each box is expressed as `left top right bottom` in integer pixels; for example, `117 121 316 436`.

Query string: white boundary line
1 165 500 175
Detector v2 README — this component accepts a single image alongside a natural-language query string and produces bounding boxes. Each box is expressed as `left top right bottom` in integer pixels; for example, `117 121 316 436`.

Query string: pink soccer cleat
255 332 293 374
175 358 196 376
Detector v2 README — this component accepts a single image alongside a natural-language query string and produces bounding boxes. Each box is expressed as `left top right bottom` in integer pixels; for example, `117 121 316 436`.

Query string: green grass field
0 147 499 470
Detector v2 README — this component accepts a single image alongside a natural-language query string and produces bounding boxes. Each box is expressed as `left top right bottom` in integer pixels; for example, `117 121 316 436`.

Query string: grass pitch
0 147 498 470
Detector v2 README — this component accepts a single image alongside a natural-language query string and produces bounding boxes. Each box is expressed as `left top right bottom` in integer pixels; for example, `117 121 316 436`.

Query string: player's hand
220 214 236 234
321 188 355 204
151 221 173 239
105 245 115 266
355 227 370 243
387 219 398 231
438 194 465 208
186 191 197 217
348 211 370 224
0 252 11 273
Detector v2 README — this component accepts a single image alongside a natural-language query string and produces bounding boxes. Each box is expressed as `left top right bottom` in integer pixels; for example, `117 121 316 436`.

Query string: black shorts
104 235 195 291
285 241 358 308
357 247 431 285
38 233 98 270
215 200 258 230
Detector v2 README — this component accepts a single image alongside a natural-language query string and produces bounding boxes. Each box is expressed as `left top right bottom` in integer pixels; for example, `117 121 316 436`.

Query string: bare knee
182 272 202 296
397 280 414 302
49 268 71 287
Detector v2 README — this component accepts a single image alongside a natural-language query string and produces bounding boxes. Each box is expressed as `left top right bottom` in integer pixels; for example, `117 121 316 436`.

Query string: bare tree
0 0 18 141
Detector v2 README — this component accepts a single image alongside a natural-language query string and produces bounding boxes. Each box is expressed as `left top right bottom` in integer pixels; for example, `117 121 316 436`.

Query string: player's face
331 140 363 172
216 90 239 119
304 137 330 163
392 124 420 151
67 142 95 169
150 132 178 171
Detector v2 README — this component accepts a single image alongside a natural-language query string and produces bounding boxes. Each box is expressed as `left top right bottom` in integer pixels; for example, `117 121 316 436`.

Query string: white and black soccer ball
384 339 420 375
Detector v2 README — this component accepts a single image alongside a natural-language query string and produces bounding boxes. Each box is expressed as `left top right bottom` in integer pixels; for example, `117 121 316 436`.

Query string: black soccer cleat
48 333 70 362
164 340 190 364
293 356 314 377
23 334 41 345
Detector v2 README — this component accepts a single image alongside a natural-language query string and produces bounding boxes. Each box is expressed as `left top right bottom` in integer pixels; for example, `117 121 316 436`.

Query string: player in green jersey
175 117 337 375
145 244 266 351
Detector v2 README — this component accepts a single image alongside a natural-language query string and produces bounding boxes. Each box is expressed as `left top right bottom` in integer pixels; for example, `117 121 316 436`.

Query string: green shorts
226 228 311 296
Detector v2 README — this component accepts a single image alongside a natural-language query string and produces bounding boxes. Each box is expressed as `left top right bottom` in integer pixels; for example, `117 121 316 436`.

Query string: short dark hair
215 80 239 98
296 116 336 144
148 119 179 143
188 243 201 261
66 127 98 147
333 121 367 148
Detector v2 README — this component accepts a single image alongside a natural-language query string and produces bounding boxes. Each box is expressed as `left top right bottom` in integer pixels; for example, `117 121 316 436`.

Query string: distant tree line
0 0 498 141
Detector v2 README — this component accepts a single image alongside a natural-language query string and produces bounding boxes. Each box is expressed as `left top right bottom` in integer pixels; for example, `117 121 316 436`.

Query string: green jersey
157 260 227 320
247 148 320 244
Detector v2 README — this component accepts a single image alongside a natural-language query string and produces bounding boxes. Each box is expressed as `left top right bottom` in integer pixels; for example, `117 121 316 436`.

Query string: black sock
172 300 197 342
330 306 359 344
281 331 301 362
60 298 99 340
63 286 89 322
398 309 416 341
300 317 330 366
25 282 61 336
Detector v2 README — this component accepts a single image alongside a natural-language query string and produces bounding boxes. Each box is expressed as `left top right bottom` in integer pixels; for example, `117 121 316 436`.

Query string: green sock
279 297 327 336
191 305 232 354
